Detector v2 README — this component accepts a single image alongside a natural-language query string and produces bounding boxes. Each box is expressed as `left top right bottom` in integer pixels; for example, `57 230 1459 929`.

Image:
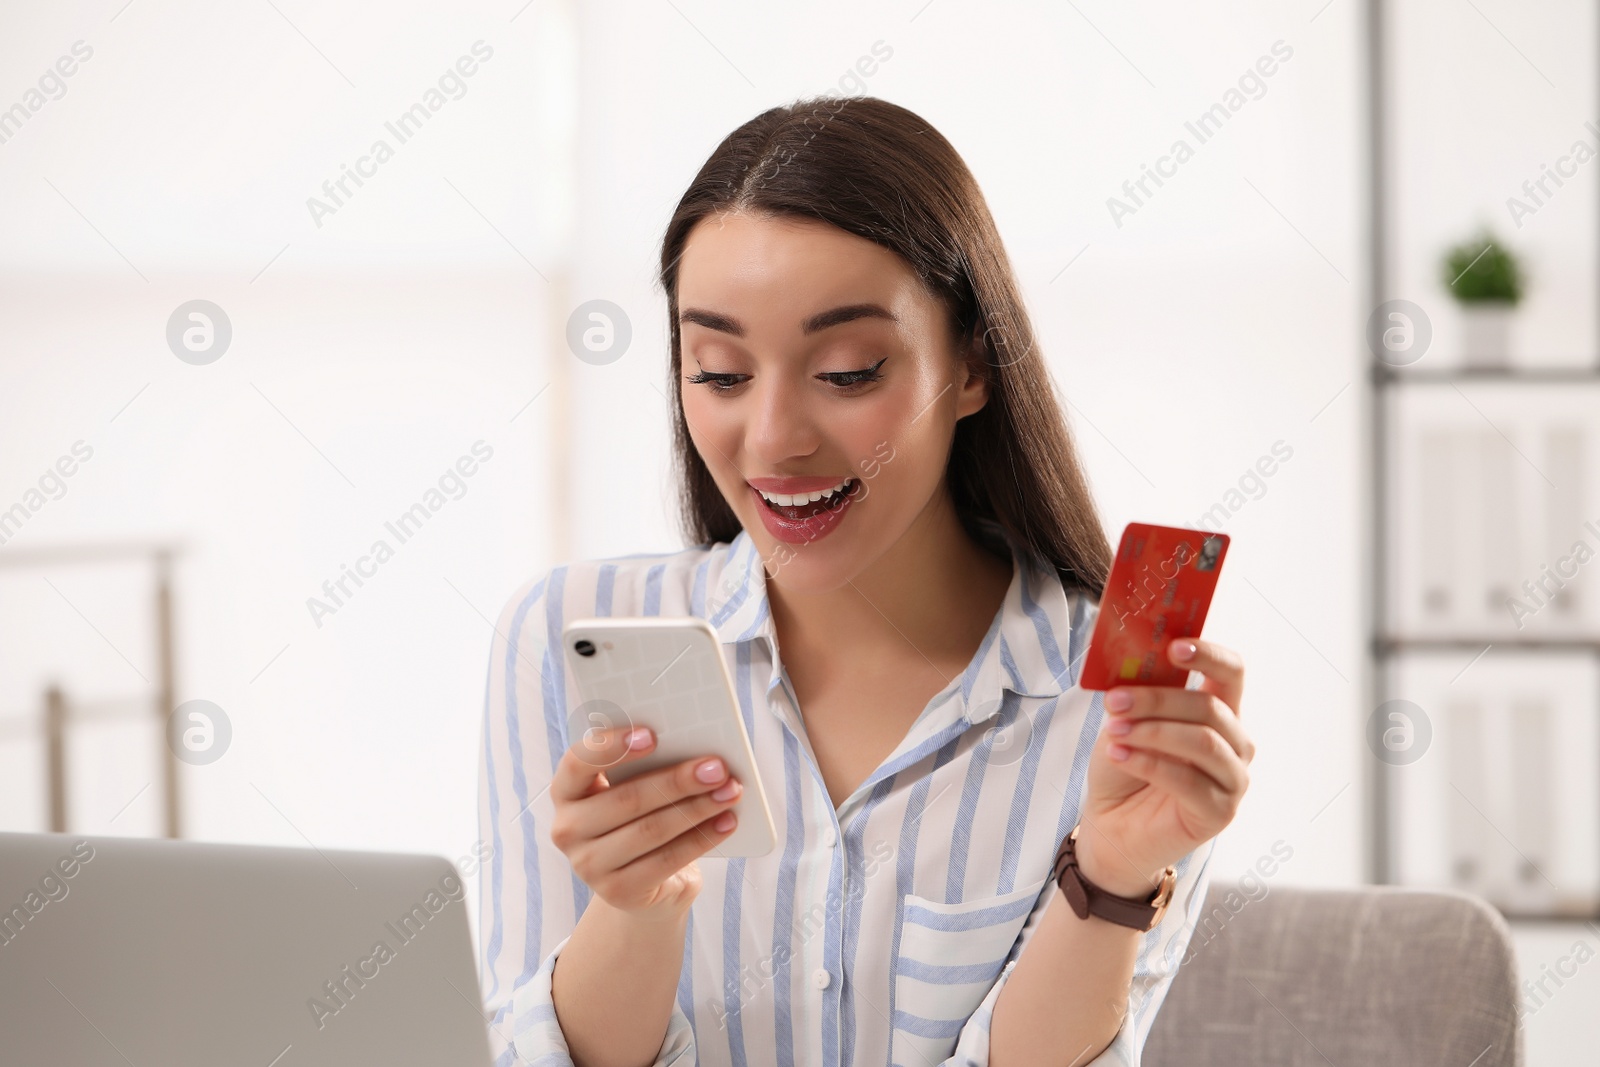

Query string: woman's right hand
548 725 742 921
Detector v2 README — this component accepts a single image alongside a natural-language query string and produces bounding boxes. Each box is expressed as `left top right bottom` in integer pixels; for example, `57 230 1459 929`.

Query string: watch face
1153 867 1177 906
1144 868 1178 929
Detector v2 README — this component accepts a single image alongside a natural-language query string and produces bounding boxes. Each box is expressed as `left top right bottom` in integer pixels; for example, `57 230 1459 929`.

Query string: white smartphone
560 616 777 858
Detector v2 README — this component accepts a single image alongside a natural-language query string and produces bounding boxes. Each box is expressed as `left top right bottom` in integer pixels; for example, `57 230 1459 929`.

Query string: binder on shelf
1509 696 1555 914
1479 430 1519 626
1393 390 1600 641
1544 426 1584 621
1389 650 1599 918
1445 699 1490 896
1419 429 1456 620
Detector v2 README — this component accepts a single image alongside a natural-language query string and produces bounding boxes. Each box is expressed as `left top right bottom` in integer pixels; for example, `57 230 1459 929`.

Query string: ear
954 327 990 421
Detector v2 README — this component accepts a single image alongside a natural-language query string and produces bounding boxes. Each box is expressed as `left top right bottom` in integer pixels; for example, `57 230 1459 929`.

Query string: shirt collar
703 525 1089 725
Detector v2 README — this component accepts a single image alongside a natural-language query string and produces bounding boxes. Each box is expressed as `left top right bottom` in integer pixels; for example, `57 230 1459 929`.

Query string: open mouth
755 478 860 521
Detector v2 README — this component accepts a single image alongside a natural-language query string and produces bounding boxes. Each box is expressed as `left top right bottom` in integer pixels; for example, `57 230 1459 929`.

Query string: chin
746 521 863 593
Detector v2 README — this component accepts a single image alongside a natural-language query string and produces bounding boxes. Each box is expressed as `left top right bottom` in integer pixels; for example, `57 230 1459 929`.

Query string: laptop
0 830 494 1066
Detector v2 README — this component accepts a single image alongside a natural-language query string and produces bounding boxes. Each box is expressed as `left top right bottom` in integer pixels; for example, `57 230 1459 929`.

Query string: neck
765 492 1015 675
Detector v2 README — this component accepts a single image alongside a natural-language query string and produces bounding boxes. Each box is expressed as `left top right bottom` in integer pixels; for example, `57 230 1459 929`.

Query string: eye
684 370 746 393
818 356 888 390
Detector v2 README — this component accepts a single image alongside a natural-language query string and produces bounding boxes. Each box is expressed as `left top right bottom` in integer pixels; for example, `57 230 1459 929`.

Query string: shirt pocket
890 876 1049 1066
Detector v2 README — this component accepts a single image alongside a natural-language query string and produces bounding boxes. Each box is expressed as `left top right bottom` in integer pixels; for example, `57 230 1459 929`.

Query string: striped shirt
477 525 1215 1066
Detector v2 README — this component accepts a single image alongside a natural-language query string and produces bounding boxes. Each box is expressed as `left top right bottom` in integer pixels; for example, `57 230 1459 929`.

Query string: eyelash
686 357 887 394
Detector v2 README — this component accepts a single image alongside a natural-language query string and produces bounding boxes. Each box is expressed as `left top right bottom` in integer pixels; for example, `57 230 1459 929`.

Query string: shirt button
821 826 837 848
812 968 831 990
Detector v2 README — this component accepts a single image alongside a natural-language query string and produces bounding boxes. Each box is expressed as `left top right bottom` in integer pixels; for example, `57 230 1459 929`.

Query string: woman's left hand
1074 637 1253 899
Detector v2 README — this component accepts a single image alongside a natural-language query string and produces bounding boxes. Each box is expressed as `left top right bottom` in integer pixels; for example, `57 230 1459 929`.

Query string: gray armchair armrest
1146 882 1521 1067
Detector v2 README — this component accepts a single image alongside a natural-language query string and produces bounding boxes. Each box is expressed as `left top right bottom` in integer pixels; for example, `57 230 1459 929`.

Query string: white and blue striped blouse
477 526 1215 1066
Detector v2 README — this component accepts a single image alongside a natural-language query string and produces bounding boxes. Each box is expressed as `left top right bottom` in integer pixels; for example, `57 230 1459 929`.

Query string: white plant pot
1458 302 1514 368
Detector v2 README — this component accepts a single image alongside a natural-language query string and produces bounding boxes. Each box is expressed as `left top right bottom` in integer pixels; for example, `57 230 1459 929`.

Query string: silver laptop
0 831 493 1066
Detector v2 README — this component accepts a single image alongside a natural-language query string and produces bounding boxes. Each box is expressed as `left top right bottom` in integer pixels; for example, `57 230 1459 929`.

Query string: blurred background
1 0 1596 1059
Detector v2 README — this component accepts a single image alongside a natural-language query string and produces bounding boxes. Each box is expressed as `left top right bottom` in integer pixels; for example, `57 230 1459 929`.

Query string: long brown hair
659 95 1111 598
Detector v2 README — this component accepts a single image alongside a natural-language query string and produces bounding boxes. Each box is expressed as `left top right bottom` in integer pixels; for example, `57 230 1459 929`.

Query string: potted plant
1439 227 1526 368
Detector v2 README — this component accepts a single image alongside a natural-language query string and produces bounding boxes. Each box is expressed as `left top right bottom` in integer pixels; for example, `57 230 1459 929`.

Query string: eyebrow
678 303 897 338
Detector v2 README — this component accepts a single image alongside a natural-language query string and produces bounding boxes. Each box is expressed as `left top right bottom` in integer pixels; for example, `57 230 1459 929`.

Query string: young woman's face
677 210 989 593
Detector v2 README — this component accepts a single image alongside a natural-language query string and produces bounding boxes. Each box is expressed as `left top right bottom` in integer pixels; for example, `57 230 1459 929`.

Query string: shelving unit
1376 366 1600 384
1365 1 1600 921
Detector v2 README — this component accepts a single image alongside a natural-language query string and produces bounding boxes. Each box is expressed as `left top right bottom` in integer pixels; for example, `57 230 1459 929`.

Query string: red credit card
1079 522 1230 691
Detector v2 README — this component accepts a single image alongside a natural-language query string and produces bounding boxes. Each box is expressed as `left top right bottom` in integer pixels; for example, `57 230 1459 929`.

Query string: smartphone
1079 522 1230 691
560 616 777 858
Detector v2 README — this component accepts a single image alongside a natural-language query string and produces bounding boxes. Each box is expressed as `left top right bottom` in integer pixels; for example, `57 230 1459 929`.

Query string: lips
748 478 862 545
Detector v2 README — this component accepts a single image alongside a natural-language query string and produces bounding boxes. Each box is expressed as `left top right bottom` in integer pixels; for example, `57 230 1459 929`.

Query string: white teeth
757 478 852 507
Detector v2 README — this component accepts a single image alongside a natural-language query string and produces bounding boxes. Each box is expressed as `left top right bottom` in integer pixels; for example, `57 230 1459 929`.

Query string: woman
479 95 1253 1067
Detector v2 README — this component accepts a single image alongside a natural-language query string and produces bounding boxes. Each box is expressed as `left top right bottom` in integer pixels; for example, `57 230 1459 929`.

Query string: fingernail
627 727 653 750
714 811 736 832
1105 689 1133 712
696 758 725 783
1109 743 1130 761
1107 718 1131 736
712 780 740 801
1171 640 1196 661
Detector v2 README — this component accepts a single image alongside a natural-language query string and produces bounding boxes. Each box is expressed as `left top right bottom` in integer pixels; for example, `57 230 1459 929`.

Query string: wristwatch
1052 825 1176 932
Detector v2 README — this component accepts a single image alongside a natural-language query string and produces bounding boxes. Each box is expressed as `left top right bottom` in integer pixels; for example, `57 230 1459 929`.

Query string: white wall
0 0 566 938
2 0 1595 1059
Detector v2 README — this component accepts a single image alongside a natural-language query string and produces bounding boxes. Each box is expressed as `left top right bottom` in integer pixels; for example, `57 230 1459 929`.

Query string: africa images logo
306 861 478 1030
1106 39 1294 228
0 840 96 948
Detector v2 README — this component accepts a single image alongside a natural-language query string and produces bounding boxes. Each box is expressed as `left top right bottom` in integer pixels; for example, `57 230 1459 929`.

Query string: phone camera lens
573 639 596 658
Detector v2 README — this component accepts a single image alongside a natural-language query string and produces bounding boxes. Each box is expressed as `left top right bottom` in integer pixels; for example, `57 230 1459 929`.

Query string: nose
746 372 820 467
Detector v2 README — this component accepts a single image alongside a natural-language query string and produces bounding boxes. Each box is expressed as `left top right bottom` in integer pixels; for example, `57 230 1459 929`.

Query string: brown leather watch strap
1052 825 1176 932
